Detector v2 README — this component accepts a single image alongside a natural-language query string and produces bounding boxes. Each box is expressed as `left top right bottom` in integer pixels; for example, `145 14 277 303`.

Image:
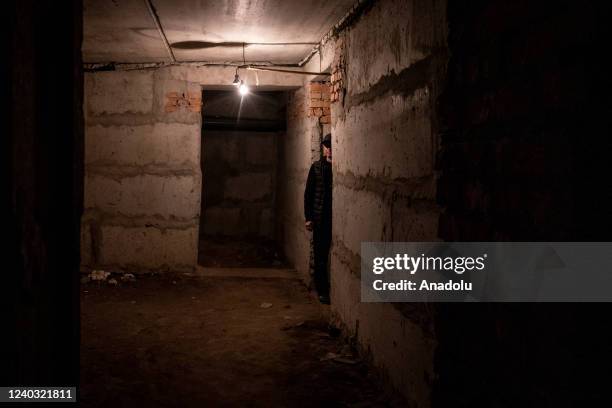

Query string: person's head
322 134 332 161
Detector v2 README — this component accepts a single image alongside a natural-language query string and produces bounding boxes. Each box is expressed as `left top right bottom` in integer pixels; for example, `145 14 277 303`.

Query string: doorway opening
198 89 287 268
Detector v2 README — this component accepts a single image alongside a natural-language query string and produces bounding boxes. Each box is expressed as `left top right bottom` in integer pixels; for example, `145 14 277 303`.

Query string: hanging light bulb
232 66 240 86
239 80 249 96
236 44 249 95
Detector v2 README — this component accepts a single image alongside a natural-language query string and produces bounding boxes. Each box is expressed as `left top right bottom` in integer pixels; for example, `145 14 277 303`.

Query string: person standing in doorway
304 133 333 304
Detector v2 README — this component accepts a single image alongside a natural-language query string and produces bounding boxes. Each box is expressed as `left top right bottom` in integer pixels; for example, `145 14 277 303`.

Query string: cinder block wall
278 0 447 406
202 130 277 238
328 1 447 406
81 68 202 273
279 1 611 406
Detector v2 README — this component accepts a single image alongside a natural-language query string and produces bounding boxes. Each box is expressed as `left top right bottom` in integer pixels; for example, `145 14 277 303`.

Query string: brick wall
307 82 331 124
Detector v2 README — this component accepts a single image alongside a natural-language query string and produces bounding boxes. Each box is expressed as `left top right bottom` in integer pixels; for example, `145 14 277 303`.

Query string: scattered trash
121 273 136 282
108 278 118 286
191 296 197 300
90 270 110 281
259 302 273 309
283 315 293 320
320 352 340 361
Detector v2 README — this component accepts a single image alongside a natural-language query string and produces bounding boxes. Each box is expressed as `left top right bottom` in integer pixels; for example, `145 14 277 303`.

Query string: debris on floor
90 270 110 281
260 302 273 309
81 274 401 407
107 278 118 286
121 273 136 282
320 352 340 361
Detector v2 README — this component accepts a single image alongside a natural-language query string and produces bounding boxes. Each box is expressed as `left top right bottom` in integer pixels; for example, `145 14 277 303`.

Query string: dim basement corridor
80 269 402 407
6 0 611 407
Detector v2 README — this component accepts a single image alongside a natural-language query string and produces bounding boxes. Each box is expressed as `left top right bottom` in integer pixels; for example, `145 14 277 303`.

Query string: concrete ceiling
83 0 355 64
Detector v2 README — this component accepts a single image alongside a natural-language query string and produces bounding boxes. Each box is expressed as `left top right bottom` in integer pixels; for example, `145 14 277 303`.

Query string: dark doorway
199 89 287 267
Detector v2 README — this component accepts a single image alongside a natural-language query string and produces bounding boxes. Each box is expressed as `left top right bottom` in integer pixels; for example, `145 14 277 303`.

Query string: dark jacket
304 159 332 226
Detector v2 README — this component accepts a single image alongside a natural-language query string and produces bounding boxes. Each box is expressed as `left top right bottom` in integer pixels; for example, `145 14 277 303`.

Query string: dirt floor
80 269 404 407
198 237 284 268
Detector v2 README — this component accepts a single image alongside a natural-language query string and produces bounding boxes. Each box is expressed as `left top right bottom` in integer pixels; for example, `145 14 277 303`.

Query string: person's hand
305 220 313 231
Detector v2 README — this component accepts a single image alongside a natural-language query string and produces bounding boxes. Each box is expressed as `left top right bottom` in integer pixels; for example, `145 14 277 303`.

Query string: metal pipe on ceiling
245 66 330 76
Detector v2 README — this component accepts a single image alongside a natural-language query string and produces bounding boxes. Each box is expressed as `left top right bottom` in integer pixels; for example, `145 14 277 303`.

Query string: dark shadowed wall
3 0 82 387
201 91 285 239
434 1 612 406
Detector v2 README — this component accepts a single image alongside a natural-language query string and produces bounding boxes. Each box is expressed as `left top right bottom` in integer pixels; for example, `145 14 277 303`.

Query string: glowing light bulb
239 82 249 96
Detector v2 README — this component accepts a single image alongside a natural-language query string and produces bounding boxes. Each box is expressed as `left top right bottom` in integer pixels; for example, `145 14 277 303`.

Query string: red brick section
307 82 331 124
165 92 202 113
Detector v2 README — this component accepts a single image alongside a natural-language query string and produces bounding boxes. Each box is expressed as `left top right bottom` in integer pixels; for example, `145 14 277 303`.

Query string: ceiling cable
143 0 176 63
